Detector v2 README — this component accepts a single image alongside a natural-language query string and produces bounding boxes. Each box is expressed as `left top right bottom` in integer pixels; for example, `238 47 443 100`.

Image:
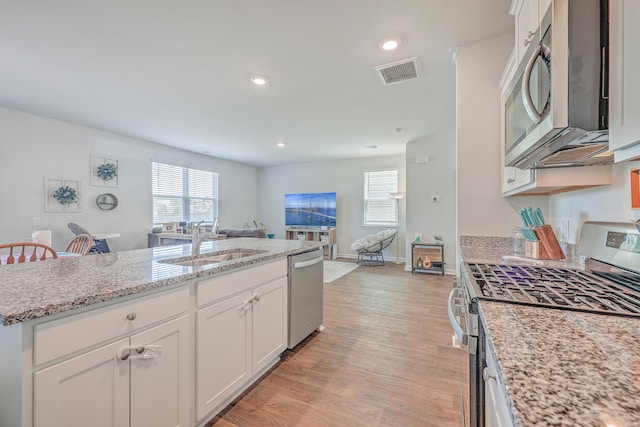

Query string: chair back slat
65 234 93 256
0 242 58 265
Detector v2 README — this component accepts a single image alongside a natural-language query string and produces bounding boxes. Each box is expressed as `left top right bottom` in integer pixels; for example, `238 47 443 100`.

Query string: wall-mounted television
285 192 336 228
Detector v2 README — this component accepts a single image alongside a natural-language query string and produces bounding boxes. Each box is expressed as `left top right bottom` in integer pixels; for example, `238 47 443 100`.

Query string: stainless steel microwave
504 0 611 169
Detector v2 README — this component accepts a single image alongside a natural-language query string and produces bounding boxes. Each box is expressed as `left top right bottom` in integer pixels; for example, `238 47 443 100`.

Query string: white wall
455 34 546 243
0 106 258 251
257 155 406 261
549 161 640 243
406 130 457 273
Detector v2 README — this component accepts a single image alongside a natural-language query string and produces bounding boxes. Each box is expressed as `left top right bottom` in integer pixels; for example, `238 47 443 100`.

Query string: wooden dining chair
0 242 58 265
64 234 93 256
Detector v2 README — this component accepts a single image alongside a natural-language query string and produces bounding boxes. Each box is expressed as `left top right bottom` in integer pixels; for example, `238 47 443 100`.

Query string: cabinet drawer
34 287 189 366
197 259 287 307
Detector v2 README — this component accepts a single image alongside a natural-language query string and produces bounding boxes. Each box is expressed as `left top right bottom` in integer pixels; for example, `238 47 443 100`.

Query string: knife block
525 241 540 259
533 225 565 259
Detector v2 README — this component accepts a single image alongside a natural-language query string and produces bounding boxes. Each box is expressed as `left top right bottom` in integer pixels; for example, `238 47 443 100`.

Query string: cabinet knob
126 313 137 321
507 178 515 184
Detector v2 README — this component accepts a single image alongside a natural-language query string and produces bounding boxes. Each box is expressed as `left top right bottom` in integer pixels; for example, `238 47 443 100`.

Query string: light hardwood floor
208 260 469 427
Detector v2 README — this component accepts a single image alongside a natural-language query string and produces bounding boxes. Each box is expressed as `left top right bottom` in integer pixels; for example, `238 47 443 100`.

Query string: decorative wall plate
96 193 118 211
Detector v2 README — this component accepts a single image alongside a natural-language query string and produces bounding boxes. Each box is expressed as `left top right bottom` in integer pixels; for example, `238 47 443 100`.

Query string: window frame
151 162 219 226
362 169 399 227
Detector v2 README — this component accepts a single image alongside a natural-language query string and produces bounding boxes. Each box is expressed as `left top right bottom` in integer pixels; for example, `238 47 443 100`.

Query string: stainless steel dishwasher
287 248 324 348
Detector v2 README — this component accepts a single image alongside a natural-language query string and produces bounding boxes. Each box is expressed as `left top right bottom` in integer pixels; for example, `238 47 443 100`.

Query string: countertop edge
0 239 324 326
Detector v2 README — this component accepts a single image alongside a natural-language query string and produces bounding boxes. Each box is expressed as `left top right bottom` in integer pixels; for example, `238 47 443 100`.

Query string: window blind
363 169 398 226
152 162 218 225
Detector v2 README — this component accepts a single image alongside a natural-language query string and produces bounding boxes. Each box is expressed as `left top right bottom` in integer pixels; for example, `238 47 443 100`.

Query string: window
152 162 218 225
363 169 398 226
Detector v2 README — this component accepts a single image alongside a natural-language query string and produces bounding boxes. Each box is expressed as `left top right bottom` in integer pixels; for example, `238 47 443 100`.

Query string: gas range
463 262 640 317
462 221 640 318
450 221 640 427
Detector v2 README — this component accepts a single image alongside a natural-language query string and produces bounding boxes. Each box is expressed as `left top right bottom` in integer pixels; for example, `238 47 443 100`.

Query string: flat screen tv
285 192 336 228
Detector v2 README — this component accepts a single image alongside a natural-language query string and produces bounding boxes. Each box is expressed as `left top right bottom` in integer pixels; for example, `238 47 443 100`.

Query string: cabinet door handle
117 345 162 361
126 313 137 321
524 30 535 46
507 178 515 184
118 348 131 361
483 367 497 382
136 345 162 360
601 46 608 100
238 295 260 315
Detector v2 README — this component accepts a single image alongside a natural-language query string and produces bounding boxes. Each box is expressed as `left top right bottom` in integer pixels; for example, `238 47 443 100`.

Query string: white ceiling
0 0 513 167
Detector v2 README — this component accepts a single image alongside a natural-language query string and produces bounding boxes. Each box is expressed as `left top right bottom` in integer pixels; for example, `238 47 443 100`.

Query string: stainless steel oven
449 268 483 426
451 221 640 426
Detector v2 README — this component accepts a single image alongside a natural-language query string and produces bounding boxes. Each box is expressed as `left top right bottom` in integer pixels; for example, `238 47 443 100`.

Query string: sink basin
158 249 266 267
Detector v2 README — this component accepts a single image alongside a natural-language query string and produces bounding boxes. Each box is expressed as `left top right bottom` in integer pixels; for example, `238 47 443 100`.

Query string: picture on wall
91 154 119 187
44 177 81 213
285 192 336 227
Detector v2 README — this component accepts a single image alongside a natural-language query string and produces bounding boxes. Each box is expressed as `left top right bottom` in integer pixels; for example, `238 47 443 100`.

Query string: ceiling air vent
375 57 421 85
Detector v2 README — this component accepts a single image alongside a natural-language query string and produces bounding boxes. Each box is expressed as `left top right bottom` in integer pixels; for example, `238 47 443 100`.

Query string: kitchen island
460 237 640 427
0 238 323 427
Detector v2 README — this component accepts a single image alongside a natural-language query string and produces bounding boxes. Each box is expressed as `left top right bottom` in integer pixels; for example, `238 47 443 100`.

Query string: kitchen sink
158 249 267 267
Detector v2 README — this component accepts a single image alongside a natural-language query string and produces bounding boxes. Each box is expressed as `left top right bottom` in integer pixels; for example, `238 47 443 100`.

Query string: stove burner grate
466 263 640 317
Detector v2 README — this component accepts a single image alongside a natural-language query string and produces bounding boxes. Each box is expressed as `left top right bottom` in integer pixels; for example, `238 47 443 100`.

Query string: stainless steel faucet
192 232 219 256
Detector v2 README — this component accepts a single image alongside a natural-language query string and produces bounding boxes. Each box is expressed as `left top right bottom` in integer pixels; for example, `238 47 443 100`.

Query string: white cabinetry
0 255 293 427
539 0 551 22
196 291 251 417
34 315 190 427
511 0 540 64
511 0 552 61
195 260 288 421
484 336 515 427
34 339 129 427
0 287 190 427
610 0 640 162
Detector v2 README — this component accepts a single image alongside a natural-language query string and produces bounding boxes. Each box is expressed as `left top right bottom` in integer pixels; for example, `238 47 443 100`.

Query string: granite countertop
481 301 640 427
460 236 640 427
0 238 323 326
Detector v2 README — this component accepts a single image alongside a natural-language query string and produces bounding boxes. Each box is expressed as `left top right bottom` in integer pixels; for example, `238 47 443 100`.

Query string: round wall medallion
96 193 118 211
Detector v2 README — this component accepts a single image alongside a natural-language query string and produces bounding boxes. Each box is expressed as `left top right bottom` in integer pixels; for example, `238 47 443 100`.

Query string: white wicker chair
350 229 397 266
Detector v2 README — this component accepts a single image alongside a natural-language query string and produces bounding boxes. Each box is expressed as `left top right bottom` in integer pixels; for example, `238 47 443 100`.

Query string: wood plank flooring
207 261 469 427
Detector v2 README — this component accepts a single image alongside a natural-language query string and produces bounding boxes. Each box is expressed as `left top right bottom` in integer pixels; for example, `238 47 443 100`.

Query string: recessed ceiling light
276 141 286 148
381 39 400 51
251 76 268 86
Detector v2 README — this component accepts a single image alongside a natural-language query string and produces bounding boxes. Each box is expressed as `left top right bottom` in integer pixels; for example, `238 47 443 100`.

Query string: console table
285 227 337 259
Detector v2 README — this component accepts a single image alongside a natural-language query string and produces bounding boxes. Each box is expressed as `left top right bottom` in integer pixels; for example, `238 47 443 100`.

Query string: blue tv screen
285 192 336 227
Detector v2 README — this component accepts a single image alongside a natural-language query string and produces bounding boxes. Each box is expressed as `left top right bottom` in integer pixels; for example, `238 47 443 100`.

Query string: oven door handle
448 288 465 341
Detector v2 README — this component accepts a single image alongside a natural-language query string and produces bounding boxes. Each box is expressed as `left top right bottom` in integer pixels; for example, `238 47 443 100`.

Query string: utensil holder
533 225 565 259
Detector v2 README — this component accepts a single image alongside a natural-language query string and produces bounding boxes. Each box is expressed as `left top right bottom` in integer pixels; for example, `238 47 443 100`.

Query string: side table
411 242 444 275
